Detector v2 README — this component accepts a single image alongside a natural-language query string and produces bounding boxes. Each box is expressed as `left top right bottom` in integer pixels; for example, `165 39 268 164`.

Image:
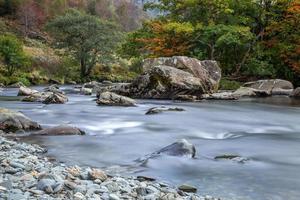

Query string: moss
219 79 241 90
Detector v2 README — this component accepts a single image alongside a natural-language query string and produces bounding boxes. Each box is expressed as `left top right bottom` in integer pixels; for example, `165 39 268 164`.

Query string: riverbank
0 135 218 200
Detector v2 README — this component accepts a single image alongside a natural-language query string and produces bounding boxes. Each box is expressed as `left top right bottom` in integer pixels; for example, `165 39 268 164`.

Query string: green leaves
0 34 29 75
46 9 123 78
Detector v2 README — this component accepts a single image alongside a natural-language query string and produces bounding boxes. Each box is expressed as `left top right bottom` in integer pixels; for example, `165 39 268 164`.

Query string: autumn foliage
264 0 300 74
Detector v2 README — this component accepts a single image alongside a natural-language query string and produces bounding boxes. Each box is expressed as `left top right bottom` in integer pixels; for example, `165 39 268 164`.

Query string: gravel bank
0 135 219 200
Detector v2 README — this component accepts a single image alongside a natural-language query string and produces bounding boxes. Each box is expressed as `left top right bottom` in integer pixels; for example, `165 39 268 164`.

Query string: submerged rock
32 125 85 136
145 107 185 115
214 154 249 163
0 108 41 133
17 86 39 96
243 79 293 95
96 92 136 106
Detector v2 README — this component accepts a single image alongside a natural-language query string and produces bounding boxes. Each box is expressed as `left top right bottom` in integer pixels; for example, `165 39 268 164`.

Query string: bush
219 79 241 90
0 34 30 75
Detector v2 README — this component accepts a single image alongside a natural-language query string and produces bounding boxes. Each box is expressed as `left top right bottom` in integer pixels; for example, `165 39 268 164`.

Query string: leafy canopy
0 34 29 76
46 9 122 78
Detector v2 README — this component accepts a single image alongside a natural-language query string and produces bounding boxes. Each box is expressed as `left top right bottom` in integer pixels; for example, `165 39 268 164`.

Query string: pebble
0 135 218 200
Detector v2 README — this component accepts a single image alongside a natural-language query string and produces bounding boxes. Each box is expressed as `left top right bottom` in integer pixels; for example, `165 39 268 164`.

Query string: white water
1 86 300 200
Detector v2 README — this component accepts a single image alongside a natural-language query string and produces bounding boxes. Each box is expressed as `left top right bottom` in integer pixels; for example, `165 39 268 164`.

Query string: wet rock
155 139 196 158
137 139 196 163
0 108 41 133
214 154 249 163
233 87 271 98
32 125 85 136
42 92 68 104
17 86 39 96
109 193 120 200
21 92 53 103
96 92 136 106
290 87 300 98
44 84 64 94
145 107 185 115
243 79 293 95
88 169 107 181
178 184 197 193
80 87 92 95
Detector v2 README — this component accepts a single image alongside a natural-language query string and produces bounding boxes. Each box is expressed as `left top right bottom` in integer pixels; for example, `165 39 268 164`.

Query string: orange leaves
264 0 300 74
135 21 192 57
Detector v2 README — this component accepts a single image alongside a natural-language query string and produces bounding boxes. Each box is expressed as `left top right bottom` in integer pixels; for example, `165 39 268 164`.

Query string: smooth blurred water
1 86 300 200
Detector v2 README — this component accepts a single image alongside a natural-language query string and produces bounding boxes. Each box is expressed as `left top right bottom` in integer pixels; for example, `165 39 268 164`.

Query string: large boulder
112 56 221 99
17 86 39 96
243 79 293 95
0 108 41 133
42 93 68 104
96 92 136 106
290 87 300 98
32 125 85 136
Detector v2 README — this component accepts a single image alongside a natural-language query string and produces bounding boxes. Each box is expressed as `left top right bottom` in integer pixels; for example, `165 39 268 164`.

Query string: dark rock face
96 92 136 106
243 79 294 95
111 56 221 99
32 125 85 136
0 108 41 133
290 87 300 98
145 107 185 115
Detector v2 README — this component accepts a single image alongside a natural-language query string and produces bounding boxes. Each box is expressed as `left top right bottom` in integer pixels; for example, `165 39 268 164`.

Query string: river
1 85 300 200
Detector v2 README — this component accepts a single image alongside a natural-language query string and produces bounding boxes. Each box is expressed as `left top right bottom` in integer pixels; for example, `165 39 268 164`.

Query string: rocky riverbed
0 135 219 200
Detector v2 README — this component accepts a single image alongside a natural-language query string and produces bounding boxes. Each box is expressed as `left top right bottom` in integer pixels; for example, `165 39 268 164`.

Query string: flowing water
1 86 300 200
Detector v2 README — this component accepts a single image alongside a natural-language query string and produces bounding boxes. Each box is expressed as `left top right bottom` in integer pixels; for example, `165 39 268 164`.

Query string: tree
17 0 46 36
0 35 29 75
0 0 21 16
46 9 122 78
263 0 300 77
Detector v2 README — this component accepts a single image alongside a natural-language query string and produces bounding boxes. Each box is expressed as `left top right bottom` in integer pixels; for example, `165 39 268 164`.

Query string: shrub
219 79 241 90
